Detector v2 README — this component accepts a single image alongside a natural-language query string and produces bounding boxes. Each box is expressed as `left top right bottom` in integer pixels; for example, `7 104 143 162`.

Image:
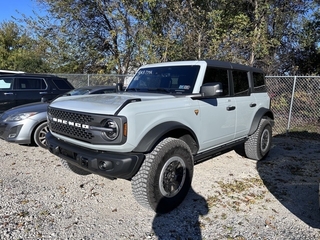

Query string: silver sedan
0 85 116 148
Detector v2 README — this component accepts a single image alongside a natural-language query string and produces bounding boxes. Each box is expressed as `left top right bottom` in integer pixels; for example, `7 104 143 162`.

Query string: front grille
47 107 127 145
48 107 97 142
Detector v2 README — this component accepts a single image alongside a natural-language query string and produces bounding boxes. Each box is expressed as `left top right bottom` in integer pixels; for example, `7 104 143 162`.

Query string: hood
49 92 176 114
4 102 49 115
0 102 49 121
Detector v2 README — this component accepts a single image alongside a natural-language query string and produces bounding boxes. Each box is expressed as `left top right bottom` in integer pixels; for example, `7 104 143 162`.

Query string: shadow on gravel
152 188 208 239
257 135 320 228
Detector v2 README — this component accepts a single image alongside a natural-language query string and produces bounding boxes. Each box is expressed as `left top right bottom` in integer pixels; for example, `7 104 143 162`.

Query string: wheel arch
248 108 274 135
132 121 199 154
30 120 47 143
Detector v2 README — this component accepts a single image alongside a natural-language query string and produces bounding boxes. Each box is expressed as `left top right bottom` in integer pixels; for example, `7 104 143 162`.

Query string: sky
0 0 41 23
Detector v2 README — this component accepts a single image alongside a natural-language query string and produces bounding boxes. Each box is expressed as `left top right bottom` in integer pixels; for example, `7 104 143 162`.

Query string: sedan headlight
5 112 38 122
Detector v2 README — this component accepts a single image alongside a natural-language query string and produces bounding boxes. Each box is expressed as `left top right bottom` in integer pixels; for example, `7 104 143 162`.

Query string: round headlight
102 119 119 140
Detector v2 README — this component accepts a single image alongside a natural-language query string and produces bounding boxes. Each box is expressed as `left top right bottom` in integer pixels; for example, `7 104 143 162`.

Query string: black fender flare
133 121 198 153
248 108 274 135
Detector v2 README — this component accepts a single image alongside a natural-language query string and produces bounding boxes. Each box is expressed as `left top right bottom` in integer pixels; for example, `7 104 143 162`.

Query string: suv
0 74 74 113
0 70 25 74
46 60 274 213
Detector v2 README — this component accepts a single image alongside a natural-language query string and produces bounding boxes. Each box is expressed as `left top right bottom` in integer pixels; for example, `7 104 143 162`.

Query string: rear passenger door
0 77 15 112
14 77 48 106
232 70 257 138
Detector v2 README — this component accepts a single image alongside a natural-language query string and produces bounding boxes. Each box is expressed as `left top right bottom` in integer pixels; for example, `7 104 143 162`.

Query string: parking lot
1 136 320 239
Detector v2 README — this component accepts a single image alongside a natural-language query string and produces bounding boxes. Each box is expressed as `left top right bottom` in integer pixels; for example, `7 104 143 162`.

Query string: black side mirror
200 82 223 97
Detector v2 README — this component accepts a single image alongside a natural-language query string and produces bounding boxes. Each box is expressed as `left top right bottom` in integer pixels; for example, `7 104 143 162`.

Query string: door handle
4 92 13 95
39 92 48 94
226 106 236 111
250 103 257 107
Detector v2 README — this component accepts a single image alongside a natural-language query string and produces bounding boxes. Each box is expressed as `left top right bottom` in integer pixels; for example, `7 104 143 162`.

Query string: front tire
244 118 272 160
131 138 194 213
34 122 49 149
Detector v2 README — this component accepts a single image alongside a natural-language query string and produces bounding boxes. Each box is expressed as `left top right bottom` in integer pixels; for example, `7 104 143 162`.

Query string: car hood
0 102 49 121
3 102 49 115
49 92 176 115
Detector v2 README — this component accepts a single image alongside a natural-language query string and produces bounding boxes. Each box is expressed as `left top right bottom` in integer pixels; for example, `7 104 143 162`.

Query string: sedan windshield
126 65 200 94
64 88 91 96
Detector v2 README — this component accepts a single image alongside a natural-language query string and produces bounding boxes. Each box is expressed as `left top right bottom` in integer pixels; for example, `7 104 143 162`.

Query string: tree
294 4 320 75
0 21 48 72
15 0 318 75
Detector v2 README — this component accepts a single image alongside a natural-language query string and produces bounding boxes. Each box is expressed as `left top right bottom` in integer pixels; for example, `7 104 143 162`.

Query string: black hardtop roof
204 60 264 73
0 73 62 78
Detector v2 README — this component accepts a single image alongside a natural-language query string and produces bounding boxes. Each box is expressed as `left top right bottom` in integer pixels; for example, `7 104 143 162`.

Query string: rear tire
60 158 91 175
34 122 49 149
131 138 194 213
244 118 272 160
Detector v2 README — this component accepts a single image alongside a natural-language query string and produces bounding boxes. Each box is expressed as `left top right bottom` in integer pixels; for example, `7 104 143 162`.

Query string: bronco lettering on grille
52 117 90 129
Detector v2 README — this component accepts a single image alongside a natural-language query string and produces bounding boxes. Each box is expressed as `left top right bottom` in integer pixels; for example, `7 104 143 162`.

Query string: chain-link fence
55 74 133 88
266 76 320 139
55 74 320 140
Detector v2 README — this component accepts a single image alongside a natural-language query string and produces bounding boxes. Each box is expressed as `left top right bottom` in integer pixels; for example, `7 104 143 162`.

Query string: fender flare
248 108 274 135
133 121 198 153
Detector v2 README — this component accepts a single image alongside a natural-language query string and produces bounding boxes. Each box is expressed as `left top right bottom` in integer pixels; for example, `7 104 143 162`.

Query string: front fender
133 121 198 153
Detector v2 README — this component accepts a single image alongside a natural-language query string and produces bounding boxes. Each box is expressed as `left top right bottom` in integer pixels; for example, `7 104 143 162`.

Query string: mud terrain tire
131 138 194 213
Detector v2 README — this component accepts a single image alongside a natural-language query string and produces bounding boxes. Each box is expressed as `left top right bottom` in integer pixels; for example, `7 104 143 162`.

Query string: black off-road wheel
33 122 50 149
131 137 194 213
244 118 272 160
60 158 91 175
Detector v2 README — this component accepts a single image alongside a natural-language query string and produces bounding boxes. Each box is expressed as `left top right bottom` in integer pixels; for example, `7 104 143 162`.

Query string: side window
52 78 73 90
16 78 46 90
253 72 266 92
0 78 13 89
203 67 229 96
232 70 250 96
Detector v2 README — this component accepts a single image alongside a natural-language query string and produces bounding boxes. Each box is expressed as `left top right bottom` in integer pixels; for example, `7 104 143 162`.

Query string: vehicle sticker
179 85 190 90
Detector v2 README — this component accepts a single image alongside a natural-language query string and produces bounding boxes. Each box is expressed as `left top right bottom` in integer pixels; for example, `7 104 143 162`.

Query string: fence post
87 74 90 86
287 76 297 136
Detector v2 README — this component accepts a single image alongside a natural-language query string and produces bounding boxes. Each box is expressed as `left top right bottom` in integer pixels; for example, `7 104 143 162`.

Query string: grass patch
207 177 267 212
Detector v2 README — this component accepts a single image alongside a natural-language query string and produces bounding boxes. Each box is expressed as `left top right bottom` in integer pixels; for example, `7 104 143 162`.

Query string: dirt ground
1 136 320 239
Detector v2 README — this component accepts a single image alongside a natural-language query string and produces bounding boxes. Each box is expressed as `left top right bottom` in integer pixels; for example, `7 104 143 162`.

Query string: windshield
64 88 91 96
126 65 200 94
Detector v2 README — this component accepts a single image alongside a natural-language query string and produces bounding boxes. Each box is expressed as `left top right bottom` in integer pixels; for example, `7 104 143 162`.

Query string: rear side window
16 78 46 90
252 72 266 92
52 78 73 90
0 78 13 89
232 70 250 96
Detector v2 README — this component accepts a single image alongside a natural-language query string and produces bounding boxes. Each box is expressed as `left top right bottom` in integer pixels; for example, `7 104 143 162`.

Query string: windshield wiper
147 88 171 93
126 88 141 92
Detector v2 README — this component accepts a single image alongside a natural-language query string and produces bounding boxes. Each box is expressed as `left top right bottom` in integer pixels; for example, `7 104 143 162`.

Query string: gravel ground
1 136 320 240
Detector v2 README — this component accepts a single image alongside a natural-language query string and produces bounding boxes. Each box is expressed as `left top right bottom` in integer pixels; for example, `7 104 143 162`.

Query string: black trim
133 121 198 152
248 108 274 135
115 98 141 115
193 137 247 164
46 132 144 180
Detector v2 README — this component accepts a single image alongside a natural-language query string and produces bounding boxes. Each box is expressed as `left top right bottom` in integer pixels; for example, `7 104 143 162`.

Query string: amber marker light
123 122 127 137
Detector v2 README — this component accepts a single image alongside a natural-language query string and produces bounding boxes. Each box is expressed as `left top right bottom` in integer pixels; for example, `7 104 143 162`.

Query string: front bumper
46 132 145 180
0 121 33 144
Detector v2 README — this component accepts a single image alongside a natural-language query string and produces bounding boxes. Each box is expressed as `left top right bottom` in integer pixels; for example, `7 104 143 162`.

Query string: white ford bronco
46 60 274 213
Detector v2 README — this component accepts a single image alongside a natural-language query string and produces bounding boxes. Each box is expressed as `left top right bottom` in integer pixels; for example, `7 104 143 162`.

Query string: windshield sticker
137 70 153 75
179 85 190 90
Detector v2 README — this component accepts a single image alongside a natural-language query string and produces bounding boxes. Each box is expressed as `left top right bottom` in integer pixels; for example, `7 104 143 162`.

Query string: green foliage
0 0 319 74
0 21 49 72
294 6 320 75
